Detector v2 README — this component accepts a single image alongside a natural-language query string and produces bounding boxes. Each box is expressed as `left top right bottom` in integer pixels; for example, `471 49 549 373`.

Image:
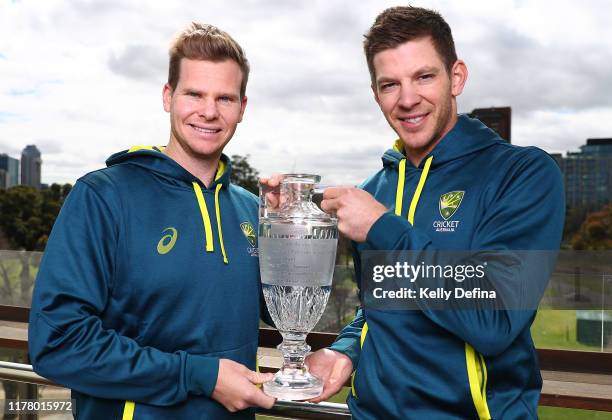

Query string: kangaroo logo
157 227 178 255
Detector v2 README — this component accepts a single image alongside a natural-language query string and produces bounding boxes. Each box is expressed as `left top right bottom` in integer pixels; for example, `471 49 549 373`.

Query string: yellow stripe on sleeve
465 343 491 419
351 322 370 398
122 401 135 420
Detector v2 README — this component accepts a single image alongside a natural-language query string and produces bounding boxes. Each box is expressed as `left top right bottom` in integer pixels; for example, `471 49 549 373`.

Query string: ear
238 95 248 123
162 83 173 113
450 60 468 97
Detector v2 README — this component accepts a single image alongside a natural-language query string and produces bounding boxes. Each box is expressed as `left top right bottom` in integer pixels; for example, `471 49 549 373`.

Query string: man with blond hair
29 23 275 419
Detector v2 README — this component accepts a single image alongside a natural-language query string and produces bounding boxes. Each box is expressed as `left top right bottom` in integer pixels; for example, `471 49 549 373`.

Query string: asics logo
157 227 178 255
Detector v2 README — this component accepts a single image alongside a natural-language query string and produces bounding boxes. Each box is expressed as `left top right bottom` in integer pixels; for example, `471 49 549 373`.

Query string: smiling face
163 58 247 167
372 37 467 166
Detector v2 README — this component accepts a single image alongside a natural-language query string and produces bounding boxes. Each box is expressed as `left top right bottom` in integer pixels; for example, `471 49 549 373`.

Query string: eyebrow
415 66 439 75
376 76 397 85
376 65 441 85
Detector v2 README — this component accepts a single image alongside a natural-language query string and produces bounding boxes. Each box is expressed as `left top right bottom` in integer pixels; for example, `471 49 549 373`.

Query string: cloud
64 0 132 17
512 108 612 155
0 139 21 156
459 20 612 116
108 45 166 83
7 88 38 96
0 112 21 123
30 139 64 155
1 0 611 186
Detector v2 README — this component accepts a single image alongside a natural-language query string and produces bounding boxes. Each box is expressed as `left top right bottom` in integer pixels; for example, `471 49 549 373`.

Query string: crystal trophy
259 174 338 400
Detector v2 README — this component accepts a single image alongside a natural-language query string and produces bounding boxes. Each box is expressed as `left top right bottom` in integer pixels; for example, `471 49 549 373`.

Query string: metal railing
0 361 351 419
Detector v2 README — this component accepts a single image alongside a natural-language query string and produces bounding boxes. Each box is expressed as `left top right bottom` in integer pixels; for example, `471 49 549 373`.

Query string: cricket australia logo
433 191 464 232
240 222 258 256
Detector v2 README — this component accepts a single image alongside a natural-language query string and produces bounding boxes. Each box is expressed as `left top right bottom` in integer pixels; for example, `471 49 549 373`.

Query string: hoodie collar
106 146 232 190
382 114 505 170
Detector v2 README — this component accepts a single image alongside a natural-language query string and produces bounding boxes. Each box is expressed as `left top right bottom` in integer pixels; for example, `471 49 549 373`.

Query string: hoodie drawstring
193 182 229 264
192 161 229 264
395 155 434 224
193 182 215 252
352 154 434 401
214 184 228 264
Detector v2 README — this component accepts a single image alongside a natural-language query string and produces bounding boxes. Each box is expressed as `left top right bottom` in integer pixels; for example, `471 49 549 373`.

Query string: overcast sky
2 0 612 186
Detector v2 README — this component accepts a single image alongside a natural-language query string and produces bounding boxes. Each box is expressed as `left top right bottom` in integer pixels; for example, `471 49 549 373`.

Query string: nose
199 98 219 120
397 83 421 110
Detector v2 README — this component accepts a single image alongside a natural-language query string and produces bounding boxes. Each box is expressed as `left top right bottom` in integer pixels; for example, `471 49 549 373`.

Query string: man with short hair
29 23 275 419
307 6 564 419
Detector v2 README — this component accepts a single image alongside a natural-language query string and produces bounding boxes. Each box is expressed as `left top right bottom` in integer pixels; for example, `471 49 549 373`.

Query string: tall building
0 153 20 188
21 145 42 189
558 138 612 209
469 107 512 143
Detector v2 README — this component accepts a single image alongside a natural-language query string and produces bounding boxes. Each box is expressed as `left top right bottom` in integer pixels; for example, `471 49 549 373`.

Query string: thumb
248 370 275 385
249 386 276 409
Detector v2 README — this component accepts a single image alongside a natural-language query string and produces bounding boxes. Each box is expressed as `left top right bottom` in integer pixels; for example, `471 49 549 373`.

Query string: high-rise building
20 145 42 189
0 153 20 188
469 107 512 143
558 138 612 209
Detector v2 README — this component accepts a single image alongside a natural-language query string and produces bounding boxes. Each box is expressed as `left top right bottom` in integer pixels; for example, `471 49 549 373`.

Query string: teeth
405 116 424 124
192 125 219 133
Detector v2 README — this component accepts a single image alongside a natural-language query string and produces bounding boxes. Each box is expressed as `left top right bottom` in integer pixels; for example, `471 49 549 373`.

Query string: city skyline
1 0 612 185
0 144 42 189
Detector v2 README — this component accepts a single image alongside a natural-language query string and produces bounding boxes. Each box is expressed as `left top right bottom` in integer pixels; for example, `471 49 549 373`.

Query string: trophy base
263 368 323 401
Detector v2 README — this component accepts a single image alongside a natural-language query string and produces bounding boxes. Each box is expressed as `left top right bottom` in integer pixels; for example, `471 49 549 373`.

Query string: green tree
230 154 259 195
563 206 592 245
0 186 44 251
571 203 612 250
0 183 72 251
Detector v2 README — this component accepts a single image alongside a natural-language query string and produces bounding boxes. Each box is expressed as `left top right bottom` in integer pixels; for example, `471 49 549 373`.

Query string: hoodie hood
382 114 506 170
106 146 232 190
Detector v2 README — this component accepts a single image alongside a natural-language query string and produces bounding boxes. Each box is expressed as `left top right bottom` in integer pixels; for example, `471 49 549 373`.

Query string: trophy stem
262 332 324 400
278 332 309 371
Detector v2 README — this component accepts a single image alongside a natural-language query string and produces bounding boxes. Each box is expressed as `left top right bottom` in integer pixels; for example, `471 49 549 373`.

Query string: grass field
531 309 603 351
